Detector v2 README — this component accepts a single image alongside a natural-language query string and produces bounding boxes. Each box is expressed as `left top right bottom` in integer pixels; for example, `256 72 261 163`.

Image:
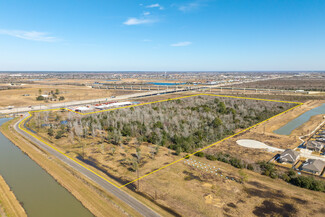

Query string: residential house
301 159 325 175
277 149 300 164
306 141 324 152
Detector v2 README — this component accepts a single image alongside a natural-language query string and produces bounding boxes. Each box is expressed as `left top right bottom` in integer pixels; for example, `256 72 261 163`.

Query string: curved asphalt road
14 116 160 217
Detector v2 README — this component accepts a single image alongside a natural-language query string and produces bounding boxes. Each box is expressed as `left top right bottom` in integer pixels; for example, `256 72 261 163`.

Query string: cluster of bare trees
56 96 293 154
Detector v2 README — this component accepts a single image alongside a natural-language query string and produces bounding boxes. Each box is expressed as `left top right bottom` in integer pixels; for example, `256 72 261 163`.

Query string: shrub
48 128 54 137
205 154 217 161
36 96 45 101
247 164 254 171
258 161 278 179
195 152 205 157
211 117 223 128
230 157 243 169
55 130 64 139
175 146 182 155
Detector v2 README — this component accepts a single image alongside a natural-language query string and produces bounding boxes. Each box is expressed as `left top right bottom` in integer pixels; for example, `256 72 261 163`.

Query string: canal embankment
274 102 325 135
0 174 27 217
0 118 132 217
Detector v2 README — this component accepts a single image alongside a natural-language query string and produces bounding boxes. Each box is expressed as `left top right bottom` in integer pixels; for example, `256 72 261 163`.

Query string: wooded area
37 95 294 154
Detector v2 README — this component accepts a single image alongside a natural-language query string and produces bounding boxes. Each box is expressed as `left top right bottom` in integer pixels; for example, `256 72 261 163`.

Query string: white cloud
171 41 192 47
143 12 150 16
146 3 164 10
179 2 200 12
123 18 155 25
0 29 57 42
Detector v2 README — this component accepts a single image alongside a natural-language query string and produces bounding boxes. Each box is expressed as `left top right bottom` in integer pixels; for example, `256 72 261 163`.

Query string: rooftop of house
302 159 325 173
279 149 300 162
307 141 324 147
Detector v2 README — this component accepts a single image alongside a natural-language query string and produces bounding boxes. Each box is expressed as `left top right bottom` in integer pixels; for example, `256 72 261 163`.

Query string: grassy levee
0 118 142 217
0 175 27 217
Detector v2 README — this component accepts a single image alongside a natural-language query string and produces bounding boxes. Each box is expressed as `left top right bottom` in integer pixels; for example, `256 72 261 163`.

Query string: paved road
0 87 196 115
14 116 160 217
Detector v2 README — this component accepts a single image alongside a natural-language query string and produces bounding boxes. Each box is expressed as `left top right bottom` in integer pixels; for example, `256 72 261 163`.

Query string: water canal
274 103 325 135
0 118 93 217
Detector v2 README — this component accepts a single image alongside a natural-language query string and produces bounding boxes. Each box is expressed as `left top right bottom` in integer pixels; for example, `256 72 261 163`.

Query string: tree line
54 95 293 154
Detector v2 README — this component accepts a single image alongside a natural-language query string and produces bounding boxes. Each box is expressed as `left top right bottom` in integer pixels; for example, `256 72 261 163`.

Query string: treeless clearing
141 155 325 217
0 175 27 217
229 77 325 91
210 91 325 102
0 84 138 108
25 77 186 85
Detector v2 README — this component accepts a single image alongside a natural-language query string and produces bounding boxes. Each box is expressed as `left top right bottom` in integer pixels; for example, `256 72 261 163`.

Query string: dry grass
33 78 182 85
36 125 180 186
292 114 325 137
0 84 138 108
0 175 27 217
229 77 325 91
141 155 325 217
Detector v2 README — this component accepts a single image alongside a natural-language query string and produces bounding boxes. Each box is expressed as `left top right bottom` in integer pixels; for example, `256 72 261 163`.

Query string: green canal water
0 118 94 217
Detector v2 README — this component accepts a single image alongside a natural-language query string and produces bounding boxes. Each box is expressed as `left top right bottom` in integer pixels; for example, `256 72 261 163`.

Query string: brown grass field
0 84 138 108
208 90 325 102
228 77 325 91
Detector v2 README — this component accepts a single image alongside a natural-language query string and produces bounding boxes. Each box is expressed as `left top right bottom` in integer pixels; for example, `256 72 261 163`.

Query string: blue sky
0 0 324 71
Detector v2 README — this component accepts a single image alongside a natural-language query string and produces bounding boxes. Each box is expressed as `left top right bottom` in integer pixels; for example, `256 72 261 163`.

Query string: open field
141 155 325 217
207 91 325 102
28 78 187 85
228 77 325 91
0 175 27 217
0 84 138 108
